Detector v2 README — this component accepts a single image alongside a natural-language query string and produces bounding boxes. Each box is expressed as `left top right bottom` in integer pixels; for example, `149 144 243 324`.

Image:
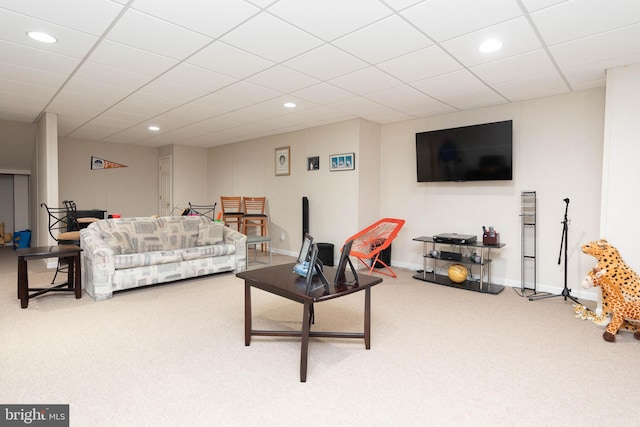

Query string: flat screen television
416 120 513 182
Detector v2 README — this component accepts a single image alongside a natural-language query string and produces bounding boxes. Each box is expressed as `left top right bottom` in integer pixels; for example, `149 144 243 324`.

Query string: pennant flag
91 156 127 170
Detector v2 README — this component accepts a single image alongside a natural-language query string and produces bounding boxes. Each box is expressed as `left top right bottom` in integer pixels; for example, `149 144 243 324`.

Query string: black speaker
302 196 309 242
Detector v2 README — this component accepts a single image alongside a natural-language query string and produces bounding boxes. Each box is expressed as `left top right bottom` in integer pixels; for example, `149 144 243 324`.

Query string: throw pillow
197 222 224 246
101 230 134 255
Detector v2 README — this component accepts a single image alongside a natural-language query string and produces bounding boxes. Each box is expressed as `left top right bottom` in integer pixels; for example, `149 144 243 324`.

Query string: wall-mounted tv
416 120 513 182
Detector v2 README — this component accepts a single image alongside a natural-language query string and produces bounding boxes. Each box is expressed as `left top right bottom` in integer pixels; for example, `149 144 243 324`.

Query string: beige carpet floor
1 246 639 426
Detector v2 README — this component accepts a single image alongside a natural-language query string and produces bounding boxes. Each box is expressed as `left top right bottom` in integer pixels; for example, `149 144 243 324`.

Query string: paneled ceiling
1 0 639 148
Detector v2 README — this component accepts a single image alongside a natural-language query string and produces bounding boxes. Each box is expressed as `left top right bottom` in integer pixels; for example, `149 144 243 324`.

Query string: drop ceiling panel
377 46 462 83
365 85 450 116
439 87 507 110
531 0 640 45
471 49 560 85
329 67 403 96
329 97 390 115
131 0 260 38
441 17 542 68
220 13 323 63
493 72 569 102
402 0 523 42
0 9 99 58
291 83 356 105
283 45 368 81
333 15 433 65
0 40 80 75
269 0 392 41
120 91 186 113
411 69 486 98
139 79 212 103
520 0 566 13
247 65 320 93
0 0 125 35
215 81 282 104
0 78 57 100
0 62 67 90
105 9 212 60
87 40 178 76
159 64 237 92
549 24 640 69
73 62 151 90
186 42 274 79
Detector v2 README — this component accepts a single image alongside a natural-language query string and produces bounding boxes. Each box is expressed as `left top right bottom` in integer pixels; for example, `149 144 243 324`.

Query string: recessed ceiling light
148 125 160 131
479 38 502 53
283 102 297 108
27 31 57 44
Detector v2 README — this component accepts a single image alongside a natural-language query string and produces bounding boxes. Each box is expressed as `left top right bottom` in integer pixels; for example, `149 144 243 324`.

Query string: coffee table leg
364 287 371 349
73 254 82 299
18 256 28 308
244 283 252 346
67 256 75 290
300 301 312 382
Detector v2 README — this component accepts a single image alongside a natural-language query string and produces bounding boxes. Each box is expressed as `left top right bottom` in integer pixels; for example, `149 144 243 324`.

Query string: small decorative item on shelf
471 253 481 263
448 264 468 283
482 225 500 245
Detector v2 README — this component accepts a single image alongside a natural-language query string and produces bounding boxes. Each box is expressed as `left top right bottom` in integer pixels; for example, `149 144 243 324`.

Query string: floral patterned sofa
80 216 246 301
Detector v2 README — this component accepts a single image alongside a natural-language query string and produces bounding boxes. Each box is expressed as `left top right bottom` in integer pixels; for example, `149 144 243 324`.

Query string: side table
17 245 83 308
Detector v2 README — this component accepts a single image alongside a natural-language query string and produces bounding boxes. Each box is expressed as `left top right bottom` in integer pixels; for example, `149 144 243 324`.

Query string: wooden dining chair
220 196 244 231
241 197 268 249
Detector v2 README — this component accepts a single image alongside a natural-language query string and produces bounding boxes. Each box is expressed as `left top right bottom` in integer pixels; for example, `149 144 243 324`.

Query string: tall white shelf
519 191 537 295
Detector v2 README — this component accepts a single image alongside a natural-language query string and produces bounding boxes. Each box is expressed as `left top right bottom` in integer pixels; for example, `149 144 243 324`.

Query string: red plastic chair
344 218 405 278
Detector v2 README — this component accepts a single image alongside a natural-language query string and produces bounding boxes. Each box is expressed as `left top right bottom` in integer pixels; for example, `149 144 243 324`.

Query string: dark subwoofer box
317 243 334 266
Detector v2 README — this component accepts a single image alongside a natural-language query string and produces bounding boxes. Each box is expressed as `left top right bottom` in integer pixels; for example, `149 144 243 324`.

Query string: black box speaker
302 196 309 242
440 251 462 261
317 242 334 267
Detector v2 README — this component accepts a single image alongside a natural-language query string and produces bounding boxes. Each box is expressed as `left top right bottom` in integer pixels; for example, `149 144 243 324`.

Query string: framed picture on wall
329 153 355 171
275 146 290 176
307 156 319 171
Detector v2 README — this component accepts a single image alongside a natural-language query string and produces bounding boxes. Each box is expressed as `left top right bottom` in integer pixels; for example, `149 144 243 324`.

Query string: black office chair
41 202 81 284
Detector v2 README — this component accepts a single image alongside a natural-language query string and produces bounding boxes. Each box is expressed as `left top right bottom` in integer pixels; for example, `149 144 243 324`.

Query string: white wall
0 175 13 233
58 137 159 216
14 175 29 231
601 63 640 267
208 120 364 260
380 88 605 298
172 145 209 209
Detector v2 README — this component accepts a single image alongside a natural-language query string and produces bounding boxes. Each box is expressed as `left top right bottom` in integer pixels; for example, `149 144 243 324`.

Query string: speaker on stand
302 196 309 243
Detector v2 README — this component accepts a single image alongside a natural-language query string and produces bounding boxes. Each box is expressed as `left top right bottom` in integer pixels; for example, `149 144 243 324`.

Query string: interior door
159 156 172 216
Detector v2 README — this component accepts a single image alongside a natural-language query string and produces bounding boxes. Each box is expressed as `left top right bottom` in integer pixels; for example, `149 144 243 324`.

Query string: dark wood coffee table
236 263 383 382
17 245 82 308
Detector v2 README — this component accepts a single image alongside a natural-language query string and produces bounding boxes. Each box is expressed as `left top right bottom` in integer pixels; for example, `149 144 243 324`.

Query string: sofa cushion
157 216 202 249
101 230 134 255
197 222 224 246
181 244 235 261
114 250 183 270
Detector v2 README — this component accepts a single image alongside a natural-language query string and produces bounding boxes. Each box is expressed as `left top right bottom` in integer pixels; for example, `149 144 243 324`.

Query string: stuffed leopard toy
581 239 640 332
581 267 640 342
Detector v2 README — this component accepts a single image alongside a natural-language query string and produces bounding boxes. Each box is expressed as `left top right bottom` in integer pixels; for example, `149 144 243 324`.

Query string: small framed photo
330 153 355 171
275 146 290 176
307 156 319 171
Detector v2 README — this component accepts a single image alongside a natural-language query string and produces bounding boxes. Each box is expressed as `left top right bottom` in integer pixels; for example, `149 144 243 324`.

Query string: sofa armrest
80 226 116 300
223 226 247 273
